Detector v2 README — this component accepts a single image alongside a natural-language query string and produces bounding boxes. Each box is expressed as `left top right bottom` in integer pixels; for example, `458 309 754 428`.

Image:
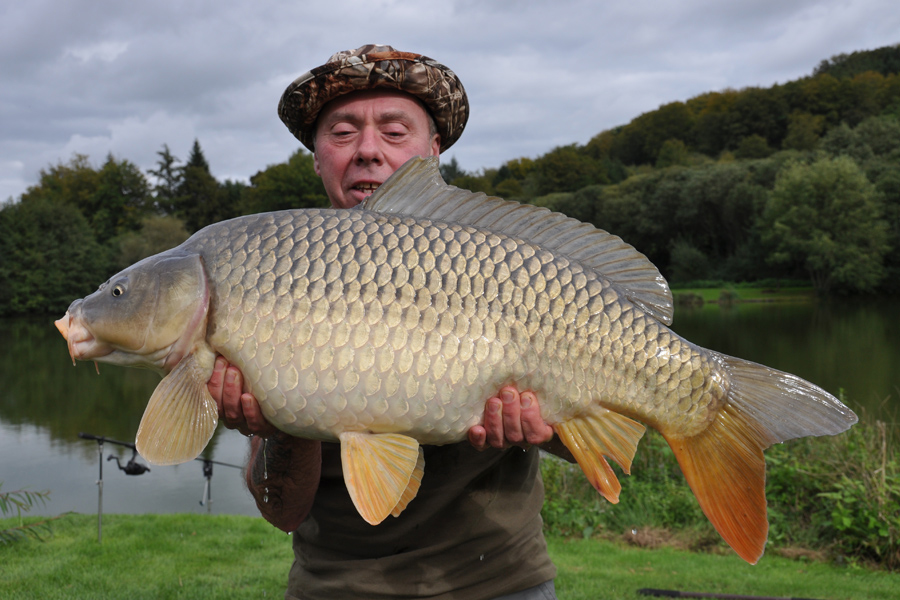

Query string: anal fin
554 407 646 503
340 432 423 525
136 350 218 466
391 447 425 517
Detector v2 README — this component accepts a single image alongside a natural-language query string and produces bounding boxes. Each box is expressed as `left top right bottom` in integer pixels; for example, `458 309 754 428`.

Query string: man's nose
354 127 383 163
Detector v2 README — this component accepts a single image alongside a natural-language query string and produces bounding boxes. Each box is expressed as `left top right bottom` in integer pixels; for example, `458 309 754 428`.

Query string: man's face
313 89 441 209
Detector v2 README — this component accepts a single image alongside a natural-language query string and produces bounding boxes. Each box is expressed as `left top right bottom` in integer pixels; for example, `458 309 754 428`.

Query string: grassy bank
2 513 898 599
541 416 899 571
671 280 815 304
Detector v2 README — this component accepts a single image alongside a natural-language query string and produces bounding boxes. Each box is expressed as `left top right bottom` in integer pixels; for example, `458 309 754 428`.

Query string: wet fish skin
195 208 686 444
55 157 857 564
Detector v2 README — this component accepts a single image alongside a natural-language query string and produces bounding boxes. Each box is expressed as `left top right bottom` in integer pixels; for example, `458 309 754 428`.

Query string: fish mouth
55 309 109 364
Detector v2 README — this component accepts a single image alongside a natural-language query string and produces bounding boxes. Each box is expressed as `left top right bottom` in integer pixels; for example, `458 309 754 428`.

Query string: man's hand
208 357 279 438
467 386 554 450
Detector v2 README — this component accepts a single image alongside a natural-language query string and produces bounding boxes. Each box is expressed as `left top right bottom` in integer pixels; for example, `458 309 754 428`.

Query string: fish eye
112 284 126 297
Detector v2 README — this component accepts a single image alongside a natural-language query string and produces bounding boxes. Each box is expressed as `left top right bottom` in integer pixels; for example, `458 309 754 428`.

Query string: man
207 45 560 600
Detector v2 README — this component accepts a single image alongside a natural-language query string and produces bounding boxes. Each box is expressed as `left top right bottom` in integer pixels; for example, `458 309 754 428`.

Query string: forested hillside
442 43 900 294
2 44 899 316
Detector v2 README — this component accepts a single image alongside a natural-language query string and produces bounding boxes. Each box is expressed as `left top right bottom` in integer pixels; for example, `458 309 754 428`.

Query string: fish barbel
55 157 856 563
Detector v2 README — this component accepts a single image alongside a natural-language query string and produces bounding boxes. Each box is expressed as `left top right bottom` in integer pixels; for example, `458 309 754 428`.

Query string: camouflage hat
278 44 469 153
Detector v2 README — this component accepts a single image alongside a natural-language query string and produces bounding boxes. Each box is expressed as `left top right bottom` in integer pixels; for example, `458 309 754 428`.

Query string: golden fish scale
197 210 724 444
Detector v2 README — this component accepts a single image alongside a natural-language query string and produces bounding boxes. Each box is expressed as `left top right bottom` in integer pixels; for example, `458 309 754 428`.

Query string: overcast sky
2 0 898 203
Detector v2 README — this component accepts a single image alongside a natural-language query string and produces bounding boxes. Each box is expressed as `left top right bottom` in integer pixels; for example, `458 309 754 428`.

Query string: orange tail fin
665 352 858 564
665 407 768 564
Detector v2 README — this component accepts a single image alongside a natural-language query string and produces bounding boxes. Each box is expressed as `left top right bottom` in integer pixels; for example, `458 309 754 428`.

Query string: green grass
0 513 293 599
672 285 815 303
2 513 898 599
549 537 900 600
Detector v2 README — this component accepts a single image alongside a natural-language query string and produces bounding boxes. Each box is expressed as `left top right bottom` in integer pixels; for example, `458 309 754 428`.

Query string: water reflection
0 317 256 516
669 297 900 424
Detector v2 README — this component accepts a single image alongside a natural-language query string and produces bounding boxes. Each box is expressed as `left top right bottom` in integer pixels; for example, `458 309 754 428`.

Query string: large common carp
56 157 856 563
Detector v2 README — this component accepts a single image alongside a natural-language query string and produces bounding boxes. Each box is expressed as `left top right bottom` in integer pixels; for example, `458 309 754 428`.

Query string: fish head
55 252 210 374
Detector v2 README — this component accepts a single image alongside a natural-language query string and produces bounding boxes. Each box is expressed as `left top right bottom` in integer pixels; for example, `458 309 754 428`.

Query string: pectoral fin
554 407 646 503
136 350 218 466
340 432 424 525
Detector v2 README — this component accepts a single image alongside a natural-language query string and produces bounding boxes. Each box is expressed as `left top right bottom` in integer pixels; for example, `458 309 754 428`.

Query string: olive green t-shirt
285 442 556 599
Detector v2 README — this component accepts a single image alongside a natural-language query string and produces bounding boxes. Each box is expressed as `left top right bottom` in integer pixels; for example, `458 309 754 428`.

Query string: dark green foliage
20 154 154 243
762 156 888 293
0 197 112 316
814 45 900 79
147 144 182 214
734 134 774 159
439 155 467 183
240 150 328 214
532 144 610 195
114 216 191 270
542 418 899 568
174 164 229 231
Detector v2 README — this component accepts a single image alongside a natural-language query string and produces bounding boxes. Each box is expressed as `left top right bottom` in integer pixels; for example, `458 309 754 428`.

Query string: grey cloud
2 0 899 202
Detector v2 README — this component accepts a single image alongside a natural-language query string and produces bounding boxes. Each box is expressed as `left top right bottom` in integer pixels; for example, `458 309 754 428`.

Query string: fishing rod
77 432 243 542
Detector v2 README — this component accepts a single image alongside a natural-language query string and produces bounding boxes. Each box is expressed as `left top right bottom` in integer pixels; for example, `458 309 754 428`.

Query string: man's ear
313 151 321 176
430 134 441 157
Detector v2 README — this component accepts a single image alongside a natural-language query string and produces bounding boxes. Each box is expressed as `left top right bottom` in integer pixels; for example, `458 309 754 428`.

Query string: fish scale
55 156 857 564
190 205 714 444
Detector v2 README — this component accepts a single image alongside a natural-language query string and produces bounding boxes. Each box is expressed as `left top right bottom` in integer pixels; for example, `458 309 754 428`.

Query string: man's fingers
499 388 524 445
221 365 246 426
519 391 554 445
208 356 227 404
467 425 487 451
240 393 279 437
482 396 505 448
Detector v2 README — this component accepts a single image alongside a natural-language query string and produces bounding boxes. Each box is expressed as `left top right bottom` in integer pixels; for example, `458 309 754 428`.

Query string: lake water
1 298 897 518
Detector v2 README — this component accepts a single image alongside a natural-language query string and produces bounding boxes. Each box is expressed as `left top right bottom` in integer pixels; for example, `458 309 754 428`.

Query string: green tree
20 154 99 216
533 144 607 195
655 139 690 168
147 144 183 215
734 134 773 159
820 122 873 161
439 156 467 184
240 150 328 214
176 165 226 231
854 115 900 156
185 139 211 172
0 197 110 316
170 140 234 231
781 112 825 151
115 216 191 270
91 155 154 240
763 156 888 293
18 154 153 243
668 238 711 283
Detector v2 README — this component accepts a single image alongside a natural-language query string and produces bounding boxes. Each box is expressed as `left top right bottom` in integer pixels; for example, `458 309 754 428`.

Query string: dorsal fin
362 157 673 324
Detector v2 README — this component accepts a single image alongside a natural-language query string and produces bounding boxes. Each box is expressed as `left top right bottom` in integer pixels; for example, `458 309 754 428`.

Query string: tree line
2 44 899 317
440 44 900 295
0 142 328 316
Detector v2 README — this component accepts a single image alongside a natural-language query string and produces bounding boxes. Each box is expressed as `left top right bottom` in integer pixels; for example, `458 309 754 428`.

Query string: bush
542 416 899 568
